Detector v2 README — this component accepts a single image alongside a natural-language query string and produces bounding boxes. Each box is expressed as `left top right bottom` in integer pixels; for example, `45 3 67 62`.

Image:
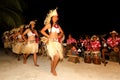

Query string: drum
113 46 119 53
66 44 73 50
84 51 91 63
91 51 101 64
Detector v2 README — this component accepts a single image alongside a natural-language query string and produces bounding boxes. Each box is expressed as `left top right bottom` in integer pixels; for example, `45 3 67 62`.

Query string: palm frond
0 6 24 28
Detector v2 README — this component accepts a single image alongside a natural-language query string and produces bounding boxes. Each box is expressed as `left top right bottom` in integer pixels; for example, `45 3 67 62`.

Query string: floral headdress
3 31 9 36
10 28 18 34
25 20 37 28
29 21 36 25
44 7 58 25
19 25 24 29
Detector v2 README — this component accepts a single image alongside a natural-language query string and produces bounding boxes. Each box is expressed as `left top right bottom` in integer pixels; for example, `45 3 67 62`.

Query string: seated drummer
83 35 92 51
90 35 101 57
102 30 120 62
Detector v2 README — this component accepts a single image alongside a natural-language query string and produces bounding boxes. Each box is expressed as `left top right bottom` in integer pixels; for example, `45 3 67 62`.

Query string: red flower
54 24 59 28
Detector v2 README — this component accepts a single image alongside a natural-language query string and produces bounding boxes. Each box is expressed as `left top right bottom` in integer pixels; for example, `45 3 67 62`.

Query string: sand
0 48 120 80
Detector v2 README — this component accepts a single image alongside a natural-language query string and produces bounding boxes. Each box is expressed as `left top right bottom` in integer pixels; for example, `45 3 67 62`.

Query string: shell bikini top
48 24 60 33
17 34 22 39
27 31 35 36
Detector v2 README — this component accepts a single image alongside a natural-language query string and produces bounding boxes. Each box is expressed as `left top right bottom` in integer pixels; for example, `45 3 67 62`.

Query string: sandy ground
0 48 120 80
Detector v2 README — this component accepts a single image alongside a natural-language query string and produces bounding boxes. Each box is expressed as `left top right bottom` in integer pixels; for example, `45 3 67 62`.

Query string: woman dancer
40 8 64 76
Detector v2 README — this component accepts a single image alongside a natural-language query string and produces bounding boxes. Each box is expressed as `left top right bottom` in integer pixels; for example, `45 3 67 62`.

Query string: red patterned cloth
91 40 101 51
83 39 91 51
67 38 77 44
107 37 120 48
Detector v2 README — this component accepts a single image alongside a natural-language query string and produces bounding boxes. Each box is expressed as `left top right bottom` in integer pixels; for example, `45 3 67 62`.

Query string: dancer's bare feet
23 60 26 64
18 58 20 61
34 64 39 67
23 54 26 64
23 58 26 64
51 70 57 76
17 56 20 61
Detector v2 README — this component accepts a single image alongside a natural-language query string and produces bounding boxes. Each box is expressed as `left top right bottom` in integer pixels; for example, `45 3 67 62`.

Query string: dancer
40 7 64 76
22 20 39 67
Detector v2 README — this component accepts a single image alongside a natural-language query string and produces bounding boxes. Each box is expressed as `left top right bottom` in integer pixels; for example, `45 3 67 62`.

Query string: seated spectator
71 43 79 56
67 34 77 44
66 34 77 50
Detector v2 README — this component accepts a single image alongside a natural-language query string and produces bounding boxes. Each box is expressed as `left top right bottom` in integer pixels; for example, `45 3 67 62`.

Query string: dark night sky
0 0 120 47
24 0 120 38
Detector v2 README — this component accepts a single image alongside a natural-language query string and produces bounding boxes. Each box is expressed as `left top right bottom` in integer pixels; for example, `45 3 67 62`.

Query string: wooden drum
84 51 91 63
91 51 101 64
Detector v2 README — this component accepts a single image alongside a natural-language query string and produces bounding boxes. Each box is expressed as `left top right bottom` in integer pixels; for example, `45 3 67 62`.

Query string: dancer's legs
33 53 39 67
23 54 29 64
51 54 60 76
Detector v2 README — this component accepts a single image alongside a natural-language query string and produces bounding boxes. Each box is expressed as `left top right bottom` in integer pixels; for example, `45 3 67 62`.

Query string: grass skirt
46 40 63 60
21 41 38 54
4 41 11 48
12 42 24 54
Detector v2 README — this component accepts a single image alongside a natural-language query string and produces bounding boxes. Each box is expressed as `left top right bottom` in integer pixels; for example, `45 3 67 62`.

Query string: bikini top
17 34 22 39
27 31 35 36
48 24 60 33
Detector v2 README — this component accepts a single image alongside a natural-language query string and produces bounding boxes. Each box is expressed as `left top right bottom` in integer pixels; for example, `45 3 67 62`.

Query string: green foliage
0 0 27 29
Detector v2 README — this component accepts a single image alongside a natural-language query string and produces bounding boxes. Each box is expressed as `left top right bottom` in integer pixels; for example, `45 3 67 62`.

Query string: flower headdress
44 7 58 25
10 28 18 34
3 31 9 36
25 20 37 28
29 21 36 25
19 25 24 29
25 25 29 28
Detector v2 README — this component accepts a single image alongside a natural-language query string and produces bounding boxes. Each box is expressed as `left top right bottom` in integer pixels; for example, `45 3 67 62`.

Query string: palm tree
0 0 27 30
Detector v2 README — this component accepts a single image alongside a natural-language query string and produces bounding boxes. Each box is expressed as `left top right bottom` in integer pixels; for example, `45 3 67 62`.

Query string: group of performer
2 20 39 66
2 7 64 76
65 30 120 65
1 7 120 76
